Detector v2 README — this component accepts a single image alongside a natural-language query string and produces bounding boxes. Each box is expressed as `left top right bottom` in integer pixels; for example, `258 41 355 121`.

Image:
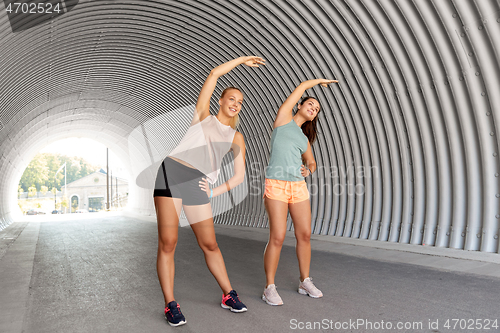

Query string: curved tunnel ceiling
0 0 499 253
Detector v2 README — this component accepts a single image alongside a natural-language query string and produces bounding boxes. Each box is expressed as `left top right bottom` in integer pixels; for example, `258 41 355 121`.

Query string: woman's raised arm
194 56 265 123
273 78 337 128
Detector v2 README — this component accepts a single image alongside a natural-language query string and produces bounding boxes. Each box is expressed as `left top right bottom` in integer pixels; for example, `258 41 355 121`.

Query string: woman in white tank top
154 56 265 326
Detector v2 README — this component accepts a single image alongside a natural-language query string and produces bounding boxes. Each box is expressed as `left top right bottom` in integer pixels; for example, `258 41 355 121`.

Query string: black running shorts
153 157 210 206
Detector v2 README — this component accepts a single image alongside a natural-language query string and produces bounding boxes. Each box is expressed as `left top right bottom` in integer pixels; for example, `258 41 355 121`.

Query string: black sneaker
221 290 247 312
165 301 186 326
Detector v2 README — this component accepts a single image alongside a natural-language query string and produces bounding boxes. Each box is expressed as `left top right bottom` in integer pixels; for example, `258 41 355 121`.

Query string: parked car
26 209 46 215
75 209 89 213
51 210 63 214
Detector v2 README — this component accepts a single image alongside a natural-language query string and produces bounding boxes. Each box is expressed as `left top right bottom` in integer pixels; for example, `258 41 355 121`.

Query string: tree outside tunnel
18 153 99 193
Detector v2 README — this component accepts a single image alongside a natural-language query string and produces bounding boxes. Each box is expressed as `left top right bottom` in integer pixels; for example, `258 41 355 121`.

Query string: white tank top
168 115 236 184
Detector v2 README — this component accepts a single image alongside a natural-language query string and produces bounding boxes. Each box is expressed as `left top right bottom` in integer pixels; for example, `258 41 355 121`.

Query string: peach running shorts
263 178 310 204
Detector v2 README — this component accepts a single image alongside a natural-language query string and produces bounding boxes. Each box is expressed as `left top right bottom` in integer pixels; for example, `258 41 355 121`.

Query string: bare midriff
168 156 197 169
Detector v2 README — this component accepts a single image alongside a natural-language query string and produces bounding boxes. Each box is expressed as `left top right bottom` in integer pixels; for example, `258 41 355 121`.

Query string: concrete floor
1 212 499 333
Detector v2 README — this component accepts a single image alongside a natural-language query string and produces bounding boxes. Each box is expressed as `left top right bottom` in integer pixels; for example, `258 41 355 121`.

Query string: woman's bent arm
199 132 246 197
301 141 316 177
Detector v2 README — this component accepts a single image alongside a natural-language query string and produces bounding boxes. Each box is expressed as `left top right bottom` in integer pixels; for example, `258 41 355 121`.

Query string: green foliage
18 198 50 213
28 186 37 197
20 154 49 192
19 153 100 192
40 186 48 195
61 197 68 208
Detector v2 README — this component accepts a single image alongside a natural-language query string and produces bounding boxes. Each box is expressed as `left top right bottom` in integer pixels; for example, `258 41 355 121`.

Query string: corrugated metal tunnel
1 0 499 253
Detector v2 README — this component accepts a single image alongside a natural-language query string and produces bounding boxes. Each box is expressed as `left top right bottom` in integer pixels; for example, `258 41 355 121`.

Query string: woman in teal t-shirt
262 78 337 306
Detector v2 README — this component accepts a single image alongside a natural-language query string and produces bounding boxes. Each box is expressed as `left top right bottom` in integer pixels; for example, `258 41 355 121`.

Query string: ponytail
298 96 320 143
301 117 319 144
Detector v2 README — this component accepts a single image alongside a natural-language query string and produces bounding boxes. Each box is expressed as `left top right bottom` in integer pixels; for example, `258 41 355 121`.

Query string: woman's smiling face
219 88 243 118
298 97 320 121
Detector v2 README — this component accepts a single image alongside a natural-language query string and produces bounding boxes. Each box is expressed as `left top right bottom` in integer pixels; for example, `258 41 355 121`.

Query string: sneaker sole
167 319 186 327
221 303 247 312
261 294 283 306
298 287 323 298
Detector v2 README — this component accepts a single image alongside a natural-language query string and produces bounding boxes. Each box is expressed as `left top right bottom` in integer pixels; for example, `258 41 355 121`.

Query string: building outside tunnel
63 169 129 212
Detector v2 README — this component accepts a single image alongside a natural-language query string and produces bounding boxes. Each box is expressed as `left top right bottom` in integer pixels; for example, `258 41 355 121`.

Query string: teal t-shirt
265 119 309 181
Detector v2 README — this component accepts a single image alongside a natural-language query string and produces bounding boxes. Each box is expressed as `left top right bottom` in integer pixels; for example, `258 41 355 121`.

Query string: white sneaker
262 284 283 305
298 277 323 298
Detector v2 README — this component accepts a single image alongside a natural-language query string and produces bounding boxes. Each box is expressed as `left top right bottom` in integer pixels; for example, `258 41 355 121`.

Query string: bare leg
263 197 289 287
184 203 232 295
288 199 312 281
155 196 182 306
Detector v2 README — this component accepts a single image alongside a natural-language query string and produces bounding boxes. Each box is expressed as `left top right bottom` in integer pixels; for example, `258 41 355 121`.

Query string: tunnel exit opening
16 137 130 217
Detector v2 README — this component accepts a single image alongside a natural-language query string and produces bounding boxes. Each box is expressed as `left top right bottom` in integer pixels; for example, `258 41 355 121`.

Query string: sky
39 138 129 179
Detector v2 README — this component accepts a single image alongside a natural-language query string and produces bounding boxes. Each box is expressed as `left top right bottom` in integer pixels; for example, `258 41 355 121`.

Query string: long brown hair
298 96 320 143
220 87 242 129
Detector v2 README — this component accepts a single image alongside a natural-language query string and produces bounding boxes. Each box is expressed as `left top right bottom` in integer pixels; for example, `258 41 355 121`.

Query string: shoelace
229 291 241 303
169 304 182 317
268 285 279 298
304 278 319 292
